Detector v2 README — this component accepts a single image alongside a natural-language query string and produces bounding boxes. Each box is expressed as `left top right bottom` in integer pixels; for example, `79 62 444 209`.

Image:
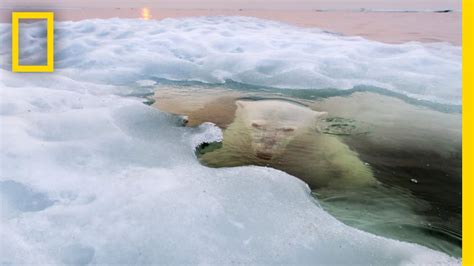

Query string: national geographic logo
11 12 54 73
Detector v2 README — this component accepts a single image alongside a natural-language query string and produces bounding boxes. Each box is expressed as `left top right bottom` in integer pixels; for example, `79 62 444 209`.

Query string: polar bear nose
256 151 273 160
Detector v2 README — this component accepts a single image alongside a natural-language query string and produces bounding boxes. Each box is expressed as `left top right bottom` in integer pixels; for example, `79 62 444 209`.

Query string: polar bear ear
316 111 328 120
235 100 245 109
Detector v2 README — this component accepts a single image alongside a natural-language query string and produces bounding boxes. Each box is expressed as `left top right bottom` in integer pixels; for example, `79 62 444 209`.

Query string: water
154 84 462 257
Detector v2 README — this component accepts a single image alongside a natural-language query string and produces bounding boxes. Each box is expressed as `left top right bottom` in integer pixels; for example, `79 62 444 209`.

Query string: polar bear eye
279 127 295 132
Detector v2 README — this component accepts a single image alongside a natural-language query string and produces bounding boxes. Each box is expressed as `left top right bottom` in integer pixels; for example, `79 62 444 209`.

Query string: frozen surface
0 16 461 105
0 17 461 264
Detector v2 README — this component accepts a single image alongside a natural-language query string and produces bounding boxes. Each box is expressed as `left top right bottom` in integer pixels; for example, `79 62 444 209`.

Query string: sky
1 0 462 11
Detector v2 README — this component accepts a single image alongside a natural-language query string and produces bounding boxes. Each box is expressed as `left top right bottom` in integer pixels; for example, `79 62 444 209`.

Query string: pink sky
1 0 461 11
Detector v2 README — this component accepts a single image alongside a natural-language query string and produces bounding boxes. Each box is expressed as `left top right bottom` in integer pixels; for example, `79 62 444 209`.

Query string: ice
0 16 461 105
0 180 55 213
0 17 461 264
136 79 157 87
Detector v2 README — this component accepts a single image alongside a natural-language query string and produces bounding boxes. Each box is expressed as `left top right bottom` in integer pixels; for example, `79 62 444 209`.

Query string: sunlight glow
141 8 151 20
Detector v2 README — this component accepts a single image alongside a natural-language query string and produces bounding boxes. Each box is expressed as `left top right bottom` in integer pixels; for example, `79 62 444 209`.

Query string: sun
141 7 151 20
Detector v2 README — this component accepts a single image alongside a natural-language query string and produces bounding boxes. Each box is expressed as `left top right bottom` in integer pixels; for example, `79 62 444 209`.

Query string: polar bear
199 99 375 189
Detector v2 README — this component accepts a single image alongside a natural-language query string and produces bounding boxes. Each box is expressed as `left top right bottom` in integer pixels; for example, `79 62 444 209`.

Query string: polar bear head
236 100 327 160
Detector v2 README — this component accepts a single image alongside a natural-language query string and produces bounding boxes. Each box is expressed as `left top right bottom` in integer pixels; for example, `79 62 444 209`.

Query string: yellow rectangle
12 12 54 73
463 0 470 264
